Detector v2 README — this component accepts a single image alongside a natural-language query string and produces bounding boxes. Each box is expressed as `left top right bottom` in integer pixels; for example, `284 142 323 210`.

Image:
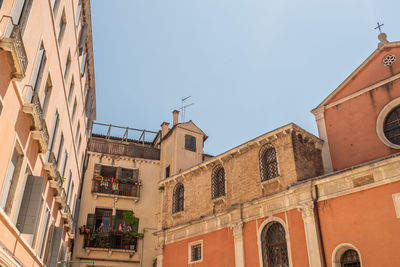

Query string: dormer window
185 134 196 152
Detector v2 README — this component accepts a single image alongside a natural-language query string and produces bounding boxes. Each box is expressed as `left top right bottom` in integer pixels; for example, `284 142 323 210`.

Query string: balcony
61 204 74 231
83 231 138 252
0 16 28 80
44 152 58 178
92 178 141 200
22 86 49 153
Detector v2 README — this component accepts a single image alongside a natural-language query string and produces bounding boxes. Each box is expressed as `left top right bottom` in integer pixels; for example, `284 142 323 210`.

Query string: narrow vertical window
30 43 47 99
165 165 170 178
261 222 288 267
259 144 279 182
71 98 77 124
80 50 87 76
75 0 82 26
57 9 66 44
40 76 52 118
67 78 74 105
211 165 225 199
48 111 59 154
75 122 80 145
52 0 61 16
64 51 71 80
77 135 82 154
38 209 50 258
172 183 184 213
185 134 196 152
65 170 72 200
10 0 33 34
61 150 68 177
56 133 64 166
0 145 24 214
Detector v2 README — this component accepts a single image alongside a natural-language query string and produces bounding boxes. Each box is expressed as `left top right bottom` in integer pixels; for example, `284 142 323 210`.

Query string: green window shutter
86 213 95 232
133 218 139 233
16 175 45 233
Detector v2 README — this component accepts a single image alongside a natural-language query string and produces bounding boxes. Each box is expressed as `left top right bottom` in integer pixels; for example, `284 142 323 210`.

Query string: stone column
156 236 165 267
231 222 245 267
298 202 323 267
312 107 333 173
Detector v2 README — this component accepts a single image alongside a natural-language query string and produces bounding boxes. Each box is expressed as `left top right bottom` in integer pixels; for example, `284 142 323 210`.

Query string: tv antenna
180 96 194 122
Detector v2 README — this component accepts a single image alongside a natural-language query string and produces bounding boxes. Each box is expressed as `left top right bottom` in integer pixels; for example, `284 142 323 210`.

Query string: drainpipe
313 185 327 267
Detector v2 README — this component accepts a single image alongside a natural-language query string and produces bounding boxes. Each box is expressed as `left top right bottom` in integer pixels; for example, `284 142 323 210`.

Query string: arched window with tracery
211 165 225 199
259 144 279 182
172 183 184 213
383 105 400 145
261 222 289 267
340 249 361 267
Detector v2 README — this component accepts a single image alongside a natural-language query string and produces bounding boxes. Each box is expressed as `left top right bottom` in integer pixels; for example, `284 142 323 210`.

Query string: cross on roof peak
374 22 384 33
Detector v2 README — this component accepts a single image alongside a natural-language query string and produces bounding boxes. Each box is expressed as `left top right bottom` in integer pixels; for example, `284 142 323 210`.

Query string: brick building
154 33 400 267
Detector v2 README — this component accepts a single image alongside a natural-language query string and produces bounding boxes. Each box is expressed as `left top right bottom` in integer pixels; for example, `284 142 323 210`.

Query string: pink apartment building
0 0 95 266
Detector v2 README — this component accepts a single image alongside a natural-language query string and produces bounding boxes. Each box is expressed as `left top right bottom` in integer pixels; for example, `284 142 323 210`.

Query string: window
64 51 71 80
172 183 184 213
165 165 170 178
71 98 77 124
10 0 33 34
77 135 82 154
56 133 64 166
57 9 66 44
340 249 361 267
61 150 68 177
211 165 225 199
75 1 82 26
185 134 196 152
261 222 288 267
189 241 203 263
48 111 59 154
0 144 24 215
38 209 50 258
80 50 87 76
52 0 60 16
383 106 400 145
40 76 52 118
94 208 112 232
68 78 74 104
259 144 279 182
30 43 47 95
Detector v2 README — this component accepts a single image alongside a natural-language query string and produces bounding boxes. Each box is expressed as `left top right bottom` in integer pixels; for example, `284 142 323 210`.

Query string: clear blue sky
91 0 400 156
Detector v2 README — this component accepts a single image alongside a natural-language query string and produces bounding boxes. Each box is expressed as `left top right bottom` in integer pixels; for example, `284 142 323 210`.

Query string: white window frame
331 243 363 267
188 240 203 264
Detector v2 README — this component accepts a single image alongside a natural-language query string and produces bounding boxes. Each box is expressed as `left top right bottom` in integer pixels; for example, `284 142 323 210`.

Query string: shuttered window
46 226 63 267
185 134 196 152
16 175 45 234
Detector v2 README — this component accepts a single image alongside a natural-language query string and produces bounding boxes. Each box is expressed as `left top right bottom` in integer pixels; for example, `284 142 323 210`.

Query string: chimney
173 110 179 126
161 122 170 137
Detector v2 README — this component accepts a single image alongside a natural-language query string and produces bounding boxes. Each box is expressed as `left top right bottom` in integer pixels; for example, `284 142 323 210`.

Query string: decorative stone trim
392 193 400 218
376 97 400 149
331 243 363 267
188 240 203 264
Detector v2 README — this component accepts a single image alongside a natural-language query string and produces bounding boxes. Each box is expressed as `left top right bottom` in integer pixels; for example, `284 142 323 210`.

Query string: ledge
92 193 139 202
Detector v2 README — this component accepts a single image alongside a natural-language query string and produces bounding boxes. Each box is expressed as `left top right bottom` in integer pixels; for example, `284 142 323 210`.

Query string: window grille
190 243 202 262
261 222 289 267
173 183 184 213
185 134 196 152
341 249 361 267
211 165 225 199
259 145 279 181
384 106 400 145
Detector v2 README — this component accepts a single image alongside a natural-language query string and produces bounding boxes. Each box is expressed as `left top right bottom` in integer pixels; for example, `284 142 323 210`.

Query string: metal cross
374 22 384 33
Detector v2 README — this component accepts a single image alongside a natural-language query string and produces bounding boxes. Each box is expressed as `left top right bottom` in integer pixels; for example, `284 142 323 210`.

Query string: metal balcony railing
0 16 28 79
83 232 138 251
92 178 141 198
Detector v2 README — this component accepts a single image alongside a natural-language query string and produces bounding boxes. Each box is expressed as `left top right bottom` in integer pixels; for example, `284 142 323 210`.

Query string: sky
90 0 400 156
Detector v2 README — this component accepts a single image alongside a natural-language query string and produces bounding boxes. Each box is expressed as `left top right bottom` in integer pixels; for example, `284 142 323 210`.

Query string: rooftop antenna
180 96 194 122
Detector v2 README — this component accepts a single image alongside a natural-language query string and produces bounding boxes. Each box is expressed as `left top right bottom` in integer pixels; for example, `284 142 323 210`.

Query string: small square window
188 241 203 263
185 134 196 152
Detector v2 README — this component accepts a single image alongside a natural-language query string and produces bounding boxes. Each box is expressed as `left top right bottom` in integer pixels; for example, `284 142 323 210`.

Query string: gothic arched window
261 222 289 267
340 249 361 267
259 144 279 182
172 183 184 213
384 106 400 145
211 165 225 199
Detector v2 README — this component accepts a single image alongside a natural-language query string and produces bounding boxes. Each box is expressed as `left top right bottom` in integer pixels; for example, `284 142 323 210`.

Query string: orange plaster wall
243 220 259 267
163 227 235 267
325 78 400 170
327 47 400 104
318 181 400 266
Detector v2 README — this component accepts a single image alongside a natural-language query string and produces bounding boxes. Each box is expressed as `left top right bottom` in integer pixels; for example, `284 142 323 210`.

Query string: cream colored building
0 0 95 266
